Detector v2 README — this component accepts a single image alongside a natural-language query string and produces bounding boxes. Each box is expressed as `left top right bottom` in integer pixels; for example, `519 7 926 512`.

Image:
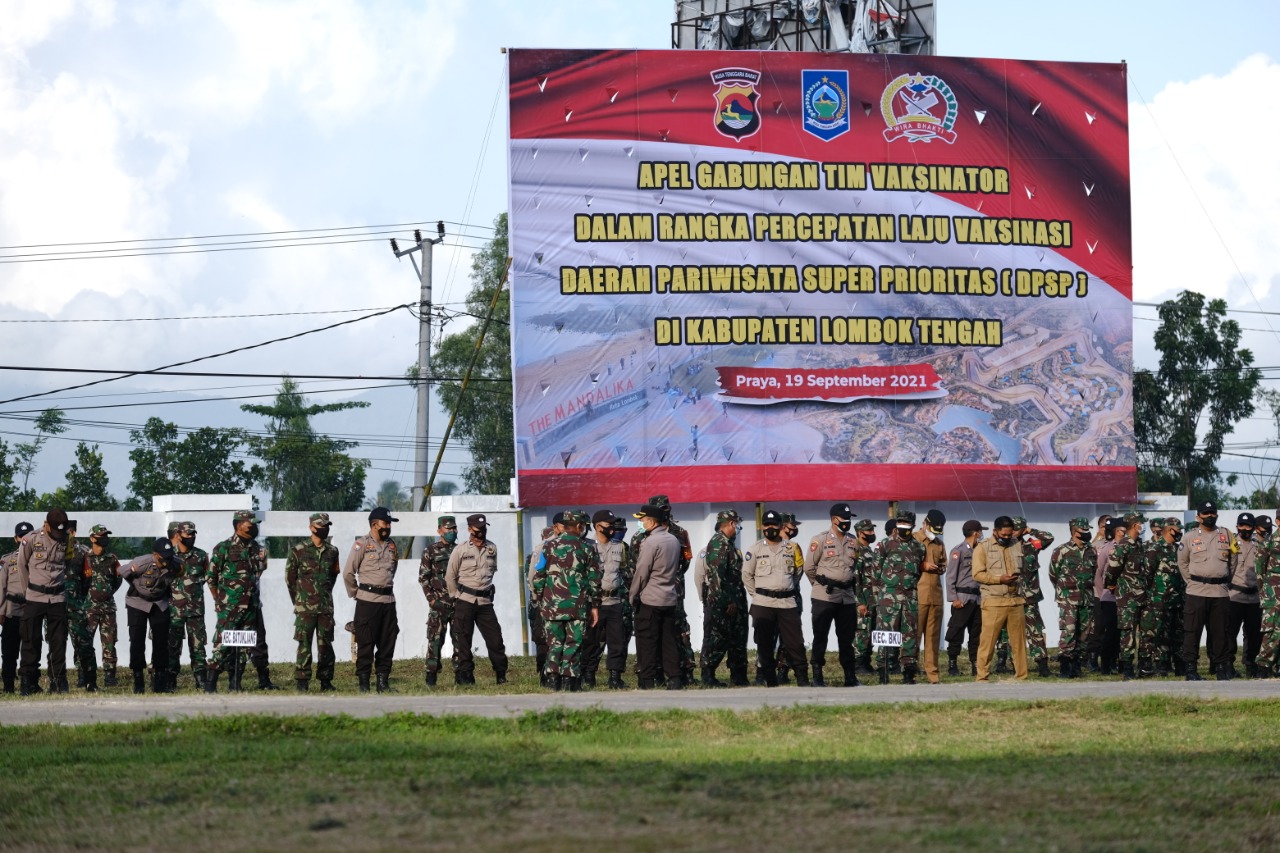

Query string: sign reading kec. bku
507 48 1135 507
872 630 904 648
220 630 258 647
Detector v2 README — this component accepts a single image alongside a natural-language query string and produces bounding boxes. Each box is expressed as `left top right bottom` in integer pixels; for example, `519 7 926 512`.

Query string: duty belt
458 582 495 599
27 581 65 595
955 584 981 595
1190 574 1228 585
601 586 619 597
357 582 395 596
754 587 796 599
4 593 25 604
130 589 168 603
814 573 855 592
1230 583 1259 594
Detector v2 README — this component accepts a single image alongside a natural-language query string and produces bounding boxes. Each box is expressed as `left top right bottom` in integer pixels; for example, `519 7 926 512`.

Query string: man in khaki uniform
972 515 1028 680
744 510 809 687
15 509 72 695
1177 500 1235 680
804 503 860 687
0 522 34 693
343 506 401 693
446 513 508 686
914 509 947 684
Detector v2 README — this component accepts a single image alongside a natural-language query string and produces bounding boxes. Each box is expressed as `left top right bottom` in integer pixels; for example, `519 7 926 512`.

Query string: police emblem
802 69 849 141
880 73 958 144
711 67 762 140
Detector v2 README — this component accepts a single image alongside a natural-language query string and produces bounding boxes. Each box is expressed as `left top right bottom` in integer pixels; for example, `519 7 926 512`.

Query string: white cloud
1131 53 1280 308
0 0 113 54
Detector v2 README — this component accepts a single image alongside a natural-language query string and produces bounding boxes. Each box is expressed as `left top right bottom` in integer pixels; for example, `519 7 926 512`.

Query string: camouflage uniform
855 521 896 673
1141 531 1179 676
206 517 266 689
285 518 340 688
695 511 747 685
530 510 601 687
873 523 925 680
526 528 554 678
629 495 695 683
419 518 458 683
1256 528 1280 676
1049 521 1095 675
1019 525 1054 672
167 524 209 686
63 541 93 686
1149 521 1187 674
1106 516 1153 676
80 544 122 686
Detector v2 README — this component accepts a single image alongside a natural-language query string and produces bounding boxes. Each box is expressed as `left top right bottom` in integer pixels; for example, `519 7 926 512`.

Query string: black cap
962 520 987 535
466 513 488 528
552 511 566 525
591 509 618 525
762 510 783 526
894 513 914 529
45 508 69 531
1237 512 1256 528
368 506 399 524
884 519 896 535
152 537 175 556
14 522 33 538
1198 500 1218 515
829 503 854 520
925 509 946 529
633 504 667 520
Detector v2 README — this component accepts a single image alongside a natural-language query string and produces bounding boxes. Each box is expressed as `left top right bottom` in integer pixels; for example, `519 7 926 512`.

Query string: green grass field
2 696 1278 851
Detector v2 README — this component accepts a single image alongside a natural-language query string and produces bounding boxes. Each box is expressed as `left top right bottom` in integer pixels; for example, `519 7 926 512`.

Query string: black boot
84 674 98 693
1058 656 1074 679
76 670 87 689
1255 665 1273 680
133 671 145 694
567 676 581 693
995 652 1009 674
701 665 727 688
551 675 563 691
535 651 547 679
376 673 395 693
793 667 810 687
902 665 917 685
1246 662 1258 679
855 652 874 675
1120 660 1133 681
608 669 627 689
581 671 596 689
729 667 749 687
320 680 335 692
665 674 685 690
1216 663 1232 681
2 675 13 694
1173 657 1187 676
1185 668 1204 681
103 668 118 688
204 672 219 693
970 654 980 676
1099 658 1113 676
947 654 960 677
19 675 34 696
424 670 438 687
754 669 768 685
296 680 310 693
495 671 508 686
229 667 244 692
256 666 280 691
811 666 826 687
777 664 791 685
842 668 859 687
1037 658 1051 678
358 674 371 693
50 675 69 694
151 673 163 693
192 669 207 691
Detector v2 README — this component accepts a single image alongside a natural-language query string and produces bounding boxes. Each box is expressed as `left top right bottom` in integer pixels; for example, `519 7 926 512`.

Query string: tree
42 442 119 511
1134 290 1261 503
12 408 66 508
365 479 411 511
0 438 20 510
125 418 263 510
431 212 513 495
241 377 369 511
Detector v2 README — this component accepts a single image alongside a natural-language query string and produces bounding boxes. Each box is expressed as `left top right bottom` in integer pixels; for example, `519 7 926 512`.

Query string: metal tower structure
672 0 935 55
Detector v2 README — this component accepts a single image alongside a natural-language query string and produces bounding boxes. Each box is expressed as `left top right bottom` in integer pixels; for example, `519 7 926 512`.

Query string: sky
1 0 1279 505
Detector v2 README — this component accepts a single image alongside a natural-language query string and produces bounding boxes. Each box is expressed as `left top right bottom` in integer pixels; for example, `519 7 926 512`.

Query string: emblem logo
881 73 958 144
711 67 761 140
801 69 849 141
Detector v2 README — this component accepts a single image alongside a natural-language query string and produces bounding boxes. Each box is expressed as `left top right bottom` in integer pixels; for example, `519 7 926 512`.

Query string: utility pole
391 221 445 556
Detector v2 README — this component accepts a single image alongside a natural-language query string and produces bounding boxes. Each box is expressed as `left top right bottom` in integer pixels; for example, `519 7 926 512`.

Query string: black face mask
93 537 109 548
246 524 260 539
861 533 876 545
996 536 1015 547
375 528 391 541
1171 532 1183 543
763 528 782 542
314 527 330 540
897 528 912 540
1201 516 1218 528
474 526 488 539
1240 529 1254 541
836 520 851 534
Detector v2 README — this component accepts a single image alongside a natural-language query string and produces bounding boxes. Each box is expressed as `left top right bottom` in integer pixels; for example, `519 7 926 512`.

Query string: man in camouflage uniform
629 495 696 685
1142 517 1183 677
805 503 861 687
420 515 459 687
1012 517 1055 677
582 510 631 689
205 510 267 693
167 521 209 690
0 522 35 693
1255 516 1280 678
76 525 121 690
1049 517 1096 678
874 513 925 684
853 519 895 676
62 521 93 689
531 509 601 691
1106 511 1151 679
286 512 340 692
526 526 554 684
695 509 747 687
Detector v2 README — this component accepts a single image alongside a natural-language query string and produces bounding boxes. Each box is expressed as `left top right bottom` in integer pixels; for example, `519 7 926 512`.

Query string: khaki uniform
914 528 947 683
16 530 69 689
744 538 806 684
343 535 400 682
805 527 859 678
1177 524 1235 674
972 538 1027 680
446 538 508 682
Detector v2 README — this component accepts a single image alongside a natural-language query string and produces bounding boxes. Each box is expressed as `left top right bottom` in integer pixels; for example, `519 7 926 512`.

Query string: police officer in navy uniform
1177 500 1236 680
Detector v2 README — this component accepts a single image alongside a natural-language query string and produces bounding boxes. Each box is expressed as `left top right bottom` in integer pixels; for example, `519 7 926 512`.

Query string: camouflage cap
1164 517 1184 530
715 509 741 526
1122 511 1146 525
1068 516 1090 530
438 515 457 528
648 495 672 509
166 521 181 536
309 512 332 526
232 510 260 524
901 510 917 526
540 526 555 540
1011 516 1028 529
178 521 197 535
1149 517 1166 528
854 518 876 532
90 524 112 536
563 509 590 526
894 513 913 529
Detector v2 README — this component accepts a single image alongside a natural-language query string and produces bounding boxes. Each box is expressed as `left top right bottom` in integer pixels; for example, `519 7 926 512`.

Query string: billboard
507 49 1134 506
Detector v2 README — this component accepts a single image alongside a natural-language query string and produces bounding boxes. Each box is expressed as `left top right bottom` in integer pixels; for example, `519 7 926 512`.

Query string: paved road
2 679 1276 726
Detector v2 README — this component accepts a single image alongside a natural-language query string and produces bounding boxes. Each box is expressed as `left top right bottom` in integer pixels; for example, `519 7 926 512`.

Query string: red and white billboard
507 49 1134 506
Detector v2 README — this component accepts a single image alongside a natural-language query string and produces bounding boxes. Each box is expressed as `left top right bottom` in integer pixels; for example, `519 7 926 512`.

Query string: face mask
475 526 488 538
897 527 912 540
611 528 625 543
925 530 937 541
1172 531 1183 543
1202 516 1217 528
836 521 851 534
375 528 391 541
443 531 457 544
313 528 330 540
1240 530 1253 541
996 536 1015 547
94 537 109 548
862 533 876 545
246 524 259 539
763 528 781 542
181 535 195 547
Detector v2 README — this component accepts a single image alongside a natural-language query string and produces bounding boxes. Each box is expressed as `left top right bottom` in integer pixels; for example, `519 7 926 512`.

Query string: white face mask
924 530 937 542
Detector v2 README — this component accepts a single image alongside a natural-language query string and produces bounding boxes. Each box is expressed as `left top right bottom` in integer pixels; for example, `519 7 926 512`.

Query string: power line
0 305 402 324
0 364 510 384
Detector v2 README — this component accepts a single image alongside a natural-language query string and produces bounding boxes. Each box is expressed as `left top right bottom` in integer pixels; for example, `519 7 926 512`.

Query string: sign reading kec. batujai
507 48 1134 507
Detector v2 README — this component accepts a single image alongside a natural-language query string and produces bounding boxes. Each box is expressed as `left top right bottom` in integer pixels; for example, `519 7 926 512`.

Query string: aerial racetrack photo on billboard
507 48 1134 506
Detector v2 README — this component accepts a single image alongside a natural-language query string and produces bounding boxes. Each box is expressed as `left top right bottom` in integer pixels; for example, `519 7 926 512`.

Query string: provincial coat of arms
711 67 762 140
802 69 850 141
